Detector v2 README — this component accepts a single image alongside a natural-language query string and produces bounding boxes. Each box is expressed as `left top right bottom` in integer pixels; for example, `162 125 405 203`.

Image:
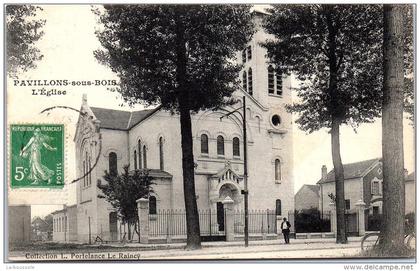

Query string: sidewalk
95 236 363 251
107 238 364 260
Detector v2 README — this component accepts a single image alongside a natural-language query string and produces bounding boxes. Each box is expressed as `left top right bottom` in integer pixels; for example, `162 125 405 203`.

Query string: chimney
82 93 88 106
322 165 327 181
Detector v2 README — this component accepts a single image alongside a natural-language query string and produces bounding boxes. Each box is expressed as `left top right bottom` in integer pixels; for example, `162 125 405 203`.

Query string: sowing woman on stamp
20 128 57 184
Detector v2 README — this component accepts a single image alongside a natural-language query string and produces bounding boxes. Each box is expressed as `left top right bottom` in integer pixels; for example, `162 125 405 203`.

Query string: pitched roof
317 158 380 184
305 184 319 196
296 184 319 197
32 216 47 225
90 106 160 131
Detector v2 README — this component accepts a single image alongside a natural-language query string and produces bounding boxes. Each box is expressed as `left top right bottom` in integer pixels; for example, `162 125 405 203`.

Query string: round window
271 114 281 127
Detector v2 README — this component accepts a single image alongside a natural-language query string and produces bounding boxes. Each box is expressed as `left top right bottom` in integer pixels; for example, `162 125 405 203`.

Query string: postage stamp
10 124 64 188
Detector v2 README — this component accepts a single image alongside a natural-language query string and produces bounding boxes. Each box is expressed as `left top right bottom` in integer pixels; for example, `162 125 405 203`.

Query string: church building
72 11 294 243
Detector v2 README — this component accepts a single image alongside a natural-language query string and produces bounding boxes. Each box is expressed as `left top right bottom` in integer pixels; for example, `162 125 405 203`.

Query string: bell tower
235 10 294 213
238 10 292 134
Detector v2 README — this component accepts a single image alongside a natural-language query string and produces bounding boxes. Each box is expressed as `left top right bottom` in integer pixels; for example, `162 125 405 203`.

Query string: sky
6 5 415 218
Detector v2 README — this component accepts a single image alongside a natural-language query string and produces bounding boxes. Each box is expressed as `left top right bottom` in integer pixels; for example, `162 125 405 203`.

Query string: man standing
281 217 291 244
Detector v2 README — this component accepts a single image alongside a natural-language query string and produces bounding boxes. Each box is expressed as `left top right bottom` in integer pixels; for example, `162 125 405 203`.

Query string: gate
345 212 359 236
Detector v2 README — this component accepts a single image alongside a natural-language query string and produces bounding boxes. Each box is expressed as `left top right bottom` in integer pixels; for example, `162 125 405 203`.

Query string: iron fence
149 209 226 237
234 210 277 234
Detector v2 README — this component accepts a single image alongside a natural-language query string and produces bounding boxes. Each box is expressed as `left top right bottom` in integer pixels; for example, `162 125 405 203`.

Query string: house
317 158 415 233
31 216 52 241
317 159 383 219
295 184 320 211
59 11 295 243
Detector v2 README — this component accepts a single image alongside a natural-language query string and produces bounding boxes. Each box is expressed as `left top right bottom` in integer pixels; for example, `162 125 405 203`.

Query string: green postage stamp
10 124 64 188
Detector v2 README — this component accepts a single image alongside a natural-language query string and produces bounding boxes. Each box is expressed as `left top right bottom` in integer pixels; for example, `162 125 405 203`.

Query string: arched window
242 71 247 92
159 137 164 170
276 199 282 216
201 134 209 154
276 70 283 95
247 45 252 60
88 156 92 185
143 145 147 169
149 196 157 215
134 150 137 170
268 65 275 94
82 160 86 187
256 116 261 133
247 68 253 95
85 151 89 186
217 135 225 156
109 152 118 175
233 137 240 157
242 49 247 63
275 159 281 181
138 140 142 169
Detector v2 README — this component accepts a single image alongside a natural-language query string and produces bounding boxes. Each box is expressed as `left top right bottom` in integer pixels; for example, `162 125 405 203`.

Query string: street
8 240 369 261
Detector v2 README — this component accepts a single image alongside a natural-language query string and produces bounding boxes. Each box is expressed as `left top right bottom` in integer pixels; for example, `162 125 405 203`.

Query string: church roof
131 169 173 179
90 106 160 130
317 158 380 184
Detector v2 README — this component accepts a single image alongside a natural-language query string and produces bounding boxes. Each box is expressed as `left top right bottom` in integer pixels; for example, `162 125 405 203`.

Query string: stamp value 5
10 124 64 188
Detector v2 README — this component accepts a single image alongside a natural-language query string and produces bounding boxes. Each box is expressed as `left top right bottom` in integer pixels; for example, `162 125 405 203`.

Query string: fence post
329 201 337 236
355 199 366 236
222 196 235 242
276 215 283 238
136 197 149 244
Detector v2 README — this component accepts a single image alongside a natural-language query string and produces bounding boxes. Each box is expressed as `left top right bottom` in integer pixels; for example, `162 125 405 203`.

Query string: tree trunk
179 107 202 249
379 4 405 253
331 118 347 244
175 9 201 250
325 6 347 244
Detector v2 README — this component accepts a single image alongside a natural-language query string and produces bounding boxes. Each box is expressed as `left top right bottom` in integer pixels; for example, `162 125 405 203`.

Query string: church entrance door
216 202 225 231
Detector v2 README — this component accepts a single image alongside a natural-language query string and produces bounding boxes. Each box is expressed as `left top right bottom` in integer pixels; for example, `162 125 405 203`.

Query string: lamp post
220 95 249 247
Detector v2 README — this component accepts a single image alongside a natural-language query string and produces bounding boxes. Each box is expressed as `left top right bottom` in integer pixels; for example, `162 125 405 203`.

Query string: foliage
402 6 414 123
93 5 255 112
263 4 383 132
294 208 331 233
6 5 45 77
97 165 154 225
43 214 53 232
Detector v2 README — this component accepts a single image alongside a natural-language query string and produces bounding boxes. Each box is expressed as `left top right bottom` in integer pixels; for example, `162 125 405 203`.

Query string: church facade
72 12 294 243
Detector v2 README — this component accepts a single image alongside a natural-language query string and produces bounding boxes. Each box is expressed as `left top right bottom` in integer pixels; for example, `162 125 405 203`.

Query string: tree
94 5 254 249
263 5 383 243
44 214 53 232
379 4 406 253
98 165 154 240
6 5 45 77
